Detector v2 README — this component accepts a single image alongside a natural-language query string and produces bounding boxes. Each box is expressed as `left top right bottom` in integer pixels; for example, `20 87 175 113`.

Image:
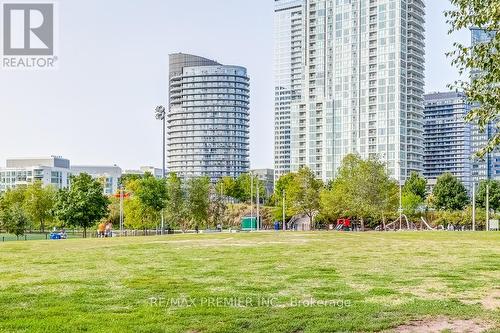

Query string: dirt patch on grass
481 289 500 310
460 289 500 311
393 317 492 333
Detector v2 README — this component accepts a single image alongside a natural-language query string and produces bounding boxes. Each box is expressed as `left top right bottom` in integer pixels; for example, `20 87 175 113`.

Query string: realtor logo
3 3 54 55
1 2 57 69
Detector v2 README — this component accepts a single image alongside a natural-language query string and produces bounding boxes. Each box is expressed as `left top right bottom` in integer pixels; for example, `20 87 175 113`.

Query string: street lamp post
486 183 490 231
119 184 124 235
472 182 476 231
397 161 403 230
155 105 166 178
282 189 286 231
155 105 166 235
256 182 260 231
250 172 254 219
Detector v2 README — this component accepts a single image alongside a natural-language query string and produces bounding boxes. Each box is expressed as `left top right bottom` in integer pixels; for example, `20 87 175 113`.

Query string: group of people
97 222 113 238
50 227 68 240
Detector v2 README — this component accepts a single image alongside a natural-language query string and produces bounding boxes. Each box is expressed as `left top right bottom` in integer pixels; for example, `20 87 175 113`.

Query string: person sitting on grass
59 229 67 239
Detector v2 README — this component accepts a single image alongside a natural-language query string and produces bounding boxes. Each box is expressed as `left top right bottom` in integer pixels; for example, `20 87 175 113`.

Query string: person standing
98 222 105 238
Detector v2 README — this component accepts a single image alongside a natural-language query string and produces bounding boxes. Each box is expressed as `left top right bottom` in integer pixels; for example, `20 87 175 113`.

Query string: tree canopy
0 187 30 236
186 177 210 229
476 180 500 211
23 181 57 232
284 167 323 226
320 154 398 228
446 1 500 155
54 173 109 237
432 173 469 211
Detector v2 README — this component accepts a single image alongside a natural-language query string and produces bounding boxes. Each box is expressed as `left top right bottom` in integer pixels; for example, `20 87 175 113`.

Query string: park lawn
0 232 498 333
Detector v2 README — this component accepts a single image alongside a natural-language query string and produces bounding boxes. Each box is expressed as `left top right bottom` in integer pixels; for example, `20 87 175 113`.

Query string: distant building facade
470 28 500 182
274 0 426 182
424 92 472 190
0 156 71 192
168 53 250 183
251 169 275 198
71 165 122 195
274 0 304 180
123 166 163 179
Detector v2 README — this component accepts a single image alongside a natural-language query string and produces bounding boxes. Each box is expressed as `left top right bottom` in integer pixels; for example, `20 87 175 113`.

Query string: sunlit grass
0 232 498 332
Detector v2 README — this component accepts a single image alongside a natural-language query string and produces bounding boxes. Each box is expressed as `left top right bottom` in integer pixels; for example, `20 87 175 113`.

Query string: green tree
402 192 424 217
285 167 323 227
321 154 399 229
186 177 210 229
165 173 189 231
23 181 56 232
403 172 427 200
273 173 296 221
402 172 427 217
0 203 29 237
216 176 237 198
106 196 121 226
432 173 469 211
232 173 265 203
209 189 227 229
476 180 500 211
135 174 167 228
123 178 156 231
0 187 31 236
446 1 500 155
120 173 143 187
54 173 110 237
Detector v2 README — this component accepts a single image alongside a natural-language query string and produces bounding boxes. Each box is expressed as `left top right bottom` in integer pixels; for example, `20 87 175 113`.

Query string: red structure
336 218 351 231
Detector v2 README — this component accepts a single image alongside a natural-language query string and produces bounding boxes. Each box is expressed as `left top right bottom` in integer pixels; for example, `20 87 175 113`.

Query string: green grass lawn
0 232 498 332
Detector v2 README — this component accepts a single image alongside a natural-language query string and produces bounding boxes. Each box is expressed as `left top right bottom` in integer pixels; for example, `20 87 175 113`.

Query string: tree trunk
40 219 45 233
360 218 365 232
83 227 87 238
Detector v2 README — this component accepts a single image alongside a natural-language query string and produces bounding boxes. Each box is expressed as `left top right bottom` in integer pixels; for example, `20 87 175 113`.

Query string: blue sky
0 0 469 170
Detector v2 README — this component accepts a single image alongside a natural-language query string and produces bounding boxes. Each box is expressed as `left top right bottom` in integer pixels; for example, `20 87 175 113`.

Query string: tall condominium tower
274 0 425 182
168 53 250 182
470 28 500 182
424 92 472 191
274 0 305 180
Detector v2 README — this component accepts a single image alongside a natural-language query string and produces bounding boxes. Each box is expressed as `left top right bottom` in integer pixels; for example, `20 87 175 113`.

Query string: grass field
0 232 498 333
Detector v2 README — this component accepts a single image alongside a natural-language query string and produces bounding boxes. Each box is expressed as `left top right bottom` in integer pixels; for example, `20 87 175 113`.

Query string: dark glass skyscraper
424 92 472 191
470 28 500 182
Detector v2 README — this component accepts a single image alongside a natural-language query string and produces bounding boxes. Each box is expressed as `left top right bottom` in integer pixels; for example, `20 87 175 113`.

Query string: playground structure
376 215 435 231
334 218 353 231
288 214 312 231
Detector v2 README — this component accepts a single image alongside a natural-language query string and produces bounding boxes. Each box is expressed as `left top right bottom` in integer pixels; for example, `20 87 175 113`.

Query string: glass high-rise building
274 0 305 180
424 92 472 191
470 28 500 182
274 0 425 182
167 53 250 182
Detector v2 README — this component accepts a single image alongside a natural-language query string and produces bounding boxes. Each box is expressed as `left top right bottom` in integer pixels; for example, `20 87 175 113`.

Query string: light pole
282 189 286 231
155 105 166 235
486 183 490 231
397 161 403 230
256 182 260 231
155 105 166 178
472 182 476 231
119 184 124 235
250 172 254 219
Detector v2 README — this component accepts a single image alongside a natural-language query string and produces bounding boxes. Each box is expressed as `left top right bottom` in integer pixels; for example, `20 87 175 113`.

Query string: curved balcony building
168 53 250 182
